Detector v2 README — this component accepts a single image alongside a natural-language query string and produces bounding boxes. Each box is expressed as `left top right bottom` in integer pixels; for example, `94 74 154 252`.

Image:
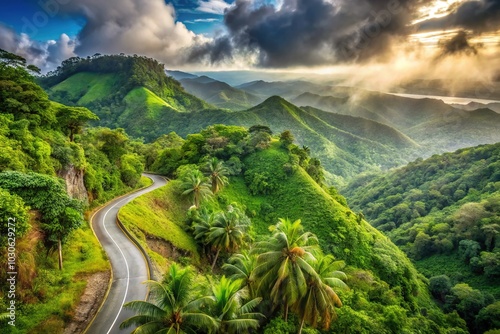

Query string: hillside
125 124 467 333
178 75 263 110
301 106 418 149
40 54 211 137
344 143 500 332
238 96 412 182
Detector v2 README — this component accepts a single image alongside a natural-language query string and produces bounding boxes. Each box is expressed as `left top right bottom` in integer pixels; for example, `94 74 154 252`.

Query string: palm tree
190 208 215 258
210 276 264 334
294 254 347 334
120 264 217 334
204 158 229 194
223 250 258 298
252 218 319 321
207 206 249 270
181 169 213 208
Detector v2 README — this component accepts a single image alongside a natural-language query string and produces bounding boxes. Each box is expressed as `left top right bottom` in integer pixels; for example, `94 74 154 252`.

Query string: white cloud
59 0 202 66
196 0 231 15
0 24 76 71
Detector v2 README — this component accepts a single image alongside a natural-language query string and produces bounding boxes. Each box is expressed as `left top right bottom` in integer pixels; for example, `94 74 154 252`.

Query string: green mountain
237 96 411 182
343 142 500 332
179 75 263 110
301 106 418 149
40 54 211 138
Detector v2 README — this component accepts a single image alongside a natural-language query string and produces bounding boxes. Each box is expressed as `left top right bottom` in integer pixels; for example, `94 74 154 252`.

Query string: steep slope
301 106 419 149
238 96 410 181
344 142 500 330
40 54 211 137
179 76 263 110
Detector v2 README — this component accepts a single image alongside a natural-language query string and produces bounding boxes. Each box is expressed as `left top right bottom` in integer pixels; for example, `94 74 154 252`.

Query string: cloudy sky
0 0 499 87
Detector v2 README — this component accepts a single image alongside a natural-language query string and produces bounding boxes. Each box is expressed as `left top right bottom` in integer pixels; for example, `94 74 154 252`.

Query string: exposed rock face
58 165 89 204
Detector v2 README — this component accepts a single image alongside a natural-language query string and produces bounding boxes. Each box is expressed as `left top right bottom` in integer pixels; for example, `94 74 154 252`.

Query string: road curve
86 173 167 334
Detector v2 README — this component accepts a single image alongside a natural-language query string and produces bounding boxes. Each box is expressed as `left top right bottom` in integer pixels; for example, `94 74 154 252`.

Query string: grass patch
50 72 120 104
124 87 173 119
118 180 200 268
137 175 154 188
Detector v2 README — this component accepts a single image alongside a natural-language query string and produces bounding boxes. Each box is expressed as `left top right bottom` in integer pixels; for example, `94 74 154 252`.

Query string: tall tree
223 251 258 299
207 206 250 270
204 157 229 194
55 104 99 141
210 276 264 334
121 264 217 334
252 218 319 321
180 169 213 208
294 254 347 333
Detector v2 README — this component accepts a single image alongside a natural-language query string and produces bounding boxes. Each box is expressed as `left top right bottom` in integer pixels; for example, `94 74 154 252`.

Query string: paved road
86 174 167 334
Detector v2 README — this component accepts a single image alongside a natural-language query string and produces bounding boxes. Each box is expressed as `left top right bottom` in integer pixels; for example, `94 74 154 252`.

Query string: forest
344 144 500 332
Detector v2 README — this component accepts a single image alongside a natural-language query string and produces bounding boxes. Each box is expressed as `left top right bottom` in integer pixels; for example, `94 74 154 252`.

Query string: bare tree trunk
298 318 305 334
211 249 220 270
284 304 289 322
58 237 63 270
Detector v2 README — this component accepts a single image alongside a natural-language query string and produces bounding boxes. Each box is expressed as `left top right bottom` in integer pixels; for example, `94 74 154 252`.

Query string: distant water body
388 92 500 105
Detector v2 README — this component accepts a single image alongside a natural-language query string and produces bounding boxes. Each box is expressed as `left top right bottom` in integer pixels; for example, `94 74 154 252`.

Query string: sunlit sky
0 0 499 83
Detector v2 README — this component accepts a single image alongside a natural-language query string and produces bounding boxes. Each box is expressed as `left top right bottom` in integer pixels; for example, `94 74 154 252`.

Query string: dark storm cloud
419 0 500 33
188 0 430 67
437 30 478 58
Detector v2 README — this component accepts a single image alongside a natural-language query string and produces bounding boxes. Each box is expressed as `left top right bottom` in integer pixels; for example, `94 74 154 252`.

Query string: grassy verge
2 223 109 334
118 180 200 272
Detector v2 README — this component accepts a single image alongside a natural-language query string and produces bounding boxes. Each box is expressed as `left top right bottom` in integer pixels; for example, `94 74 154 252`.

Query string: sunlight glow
413 0 467 24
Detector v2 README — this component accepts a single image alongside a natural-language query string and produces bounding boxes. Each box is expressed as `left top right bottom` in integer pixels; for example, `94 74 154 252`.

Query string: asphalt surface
86 174 167 334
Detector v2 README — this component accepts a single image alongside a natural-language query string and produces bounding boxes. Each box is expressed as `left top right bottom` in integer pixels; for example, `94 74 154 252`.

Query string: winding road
85 174 167 334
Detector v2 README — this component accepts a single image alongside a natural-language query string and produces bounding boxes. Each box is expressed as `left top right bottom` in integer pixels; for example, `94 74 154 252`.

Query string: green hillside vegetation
301 106 419 149
40 54 211 138
344 143 500 332
179 76 263 110
0 49 150 333
120 123 468 333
